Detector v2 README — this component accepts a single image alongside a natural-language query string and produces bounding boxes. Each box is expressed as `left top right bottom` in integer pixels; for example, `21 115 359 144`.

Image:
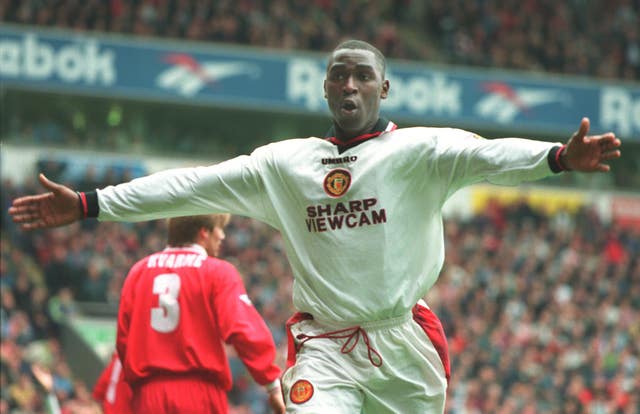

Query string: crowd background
2 168 638 413
2 0 640 413
2 0 640 189
2 0 639 80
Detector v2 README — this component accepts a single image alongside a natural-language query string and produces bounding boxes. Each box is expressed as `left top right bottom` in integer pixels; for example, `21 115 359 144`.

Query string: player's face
205 226 225 257
324 49 389 140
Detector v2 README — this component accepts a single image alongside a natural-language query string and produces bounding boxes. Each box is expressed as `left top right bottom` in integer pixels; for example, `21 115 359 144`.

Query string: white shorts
282 301 449 413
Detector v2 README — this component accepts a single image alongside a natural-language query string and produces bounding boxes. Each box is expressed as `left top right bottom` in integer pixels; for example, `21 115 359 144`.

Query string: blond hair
167 214 230 246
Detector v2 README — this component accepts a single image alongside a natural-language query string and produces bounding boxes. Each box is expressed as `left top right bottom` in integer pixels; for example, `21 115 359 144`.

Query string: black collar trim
324 118 397 152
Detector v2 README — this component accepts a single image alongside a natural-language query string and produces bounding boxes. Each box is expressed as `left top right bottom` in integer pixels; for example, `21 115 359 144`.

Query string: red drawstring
296 326 383 367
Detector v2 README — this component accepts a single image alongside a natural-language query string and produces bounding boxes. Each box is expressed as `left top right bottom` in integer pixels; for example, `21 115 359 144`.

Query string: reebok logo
475 81 571 123
0 33 116 85
156 53 260 96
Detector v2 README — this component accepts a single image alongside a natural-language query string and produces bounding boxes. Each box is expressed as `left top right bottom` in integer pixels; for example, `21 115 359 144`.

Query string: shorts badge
290 379 314 404
324 169 351 198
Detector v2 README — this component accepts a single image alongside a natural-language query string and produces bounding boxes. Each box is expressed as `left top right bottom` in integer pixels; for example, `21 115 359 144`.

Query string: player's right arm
97 156 266 222
10 152 272 231
9 173 83 231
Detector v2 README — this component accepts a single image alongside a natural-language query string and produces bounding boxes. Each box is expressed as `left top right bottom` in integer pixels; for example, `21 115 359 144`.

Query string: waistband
311 299 429 331
288 300 431 369
130 371 224 389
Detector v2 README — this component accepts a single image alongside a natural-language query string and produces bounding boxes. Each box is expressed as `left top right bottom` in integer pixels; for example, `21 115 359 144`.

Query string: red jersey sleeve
92 354 113 402
210 260 281 386
92 352 133 414
116 259 144 367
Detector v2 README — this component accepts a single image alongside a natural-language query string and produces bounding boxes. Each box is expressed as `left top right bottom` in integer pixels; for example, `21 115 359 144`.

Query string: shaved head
330 39 386 78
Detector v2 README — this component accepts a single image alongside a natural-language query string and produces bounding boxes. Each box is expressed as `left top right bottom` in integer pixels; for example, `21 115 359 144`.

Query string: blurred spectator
48 288 78 329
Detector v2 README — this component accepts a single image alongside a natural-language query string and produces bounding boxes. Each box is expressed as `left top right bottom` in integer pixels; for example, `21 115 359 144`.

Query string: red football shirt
92 351 133 414
117 245 281 390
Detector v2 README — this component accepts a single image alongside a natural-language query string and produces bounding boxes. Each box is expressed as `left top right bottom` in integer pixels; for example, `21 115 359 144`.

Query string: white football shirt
98 125 557 322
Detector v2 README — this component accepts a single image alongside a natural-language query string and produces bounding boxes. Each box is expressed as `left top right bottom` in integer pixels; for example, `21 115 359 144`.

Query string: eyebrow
328 63 376 71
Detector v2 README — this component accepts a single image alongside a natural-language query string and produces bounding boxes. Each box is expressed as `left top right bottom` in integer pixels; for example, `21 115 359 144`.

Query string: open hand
31 363 54 393
562 117 621 172
9 173 82 231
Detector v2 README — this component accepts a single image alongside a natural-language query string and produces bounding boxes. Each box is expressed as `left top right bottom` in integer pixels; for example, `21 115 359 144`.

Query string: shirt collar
163 244 208 255
324 117 397 151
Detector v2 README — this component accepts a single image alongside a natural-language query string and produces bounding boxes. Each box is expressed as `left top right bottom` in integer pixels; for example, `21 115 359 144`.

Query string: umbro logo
321 156 357 165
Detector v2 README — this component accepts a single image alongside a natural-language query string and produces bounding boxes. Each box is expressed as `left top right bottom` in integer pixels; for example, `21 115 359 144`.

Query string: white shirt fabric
98 125 557 323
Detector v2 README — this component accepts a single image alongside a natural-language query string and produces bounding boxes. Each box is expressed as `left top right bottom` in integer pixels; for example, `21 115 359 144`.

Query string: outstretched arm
31 364 63 414
560 117 621 172
9 174 82 231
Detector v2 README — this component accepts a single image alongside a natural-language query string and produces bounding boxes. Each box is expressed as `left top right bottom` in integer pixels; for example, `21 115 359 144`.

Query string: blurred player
116 214 284 413
92 351 132 414
9 40 621 413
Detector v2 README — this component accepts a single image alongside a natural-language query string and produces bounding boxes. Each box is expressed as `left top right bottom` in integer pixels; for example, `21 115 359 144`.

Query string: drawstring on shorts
296 326 383 367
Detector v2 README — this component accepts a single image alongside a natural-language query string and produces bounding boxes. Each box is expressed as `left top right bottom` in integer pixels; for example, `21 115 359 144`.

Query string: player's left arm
434 117 621 195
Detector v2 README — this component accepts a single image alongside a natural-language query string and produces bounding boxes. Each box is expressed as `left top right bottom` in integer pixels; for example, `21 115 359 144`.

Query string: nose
343 75 357 94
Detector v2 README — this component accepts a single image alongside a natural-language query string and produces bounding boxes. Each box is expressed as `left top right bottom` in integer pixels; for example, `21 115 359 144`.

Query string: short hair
330 39 386 78
167 214 230 246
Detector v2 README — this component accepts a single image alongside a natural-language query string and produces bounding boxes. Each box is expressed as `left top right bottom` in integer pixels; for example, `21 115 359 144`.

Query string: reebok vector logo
475 81 571 123
156 53 260 96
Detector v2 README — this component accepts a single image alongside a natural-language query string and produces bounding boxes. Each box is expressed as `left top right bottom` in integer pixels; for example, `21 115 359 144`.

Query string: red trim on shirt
555 144 571 171
78 191 88 218
326 121 397 147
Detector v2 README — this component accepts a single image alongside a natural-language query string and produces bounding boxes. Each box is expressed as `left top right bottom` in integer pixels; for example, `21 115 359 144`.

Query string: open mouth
341 100 357 113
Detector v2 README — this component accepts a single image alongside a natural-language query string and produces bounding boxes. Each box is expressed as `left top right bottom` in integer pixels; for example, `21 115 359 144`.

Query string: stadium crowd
2 0 639 80
2 0 639 191
1 166 638 413
2 0 639 412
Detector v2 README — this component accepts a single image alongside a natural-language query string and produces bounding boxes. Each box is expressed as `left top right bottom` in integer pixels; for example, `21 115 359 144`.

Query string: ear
197 227 210 243
323 79 328 99
380 79 390 100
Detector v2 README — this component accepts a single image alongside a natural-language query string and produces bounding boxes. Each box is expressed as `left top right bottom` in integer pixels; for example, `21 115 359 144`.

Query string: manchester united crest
289 379 314 404
324 169 351 198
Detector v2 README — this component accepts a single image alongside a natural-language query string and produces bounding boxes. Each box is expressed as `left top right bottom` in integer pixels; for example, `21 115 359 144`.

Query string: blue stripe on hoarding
1 25 638 139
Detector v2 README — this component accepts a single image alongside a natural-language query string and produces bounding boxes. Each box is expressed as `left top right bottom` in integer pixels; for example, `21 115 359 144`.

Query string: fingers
601 148 622 159
592 132 619 144
19 222 46 231
10 193 51 207
574 117 590 142
38 173 61 192
9 210 38 223
9 196 45 230
10 210 44 231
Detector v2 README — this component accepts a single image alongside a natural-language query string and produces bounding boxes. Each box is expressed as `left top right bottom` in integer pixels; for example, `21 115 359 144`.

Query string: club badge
324 169 351 198
290 379 314 404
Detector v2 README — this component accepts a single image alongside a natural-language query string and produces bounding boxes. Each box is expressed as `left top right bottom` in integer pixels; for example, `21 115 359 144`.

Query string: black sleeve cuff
85 191 99 218
547 145 564 173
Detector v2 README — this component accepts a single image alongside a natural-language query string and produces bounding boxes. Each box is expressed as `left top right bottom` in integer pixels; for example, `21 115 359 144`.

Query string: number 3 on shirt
151 273 181 333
